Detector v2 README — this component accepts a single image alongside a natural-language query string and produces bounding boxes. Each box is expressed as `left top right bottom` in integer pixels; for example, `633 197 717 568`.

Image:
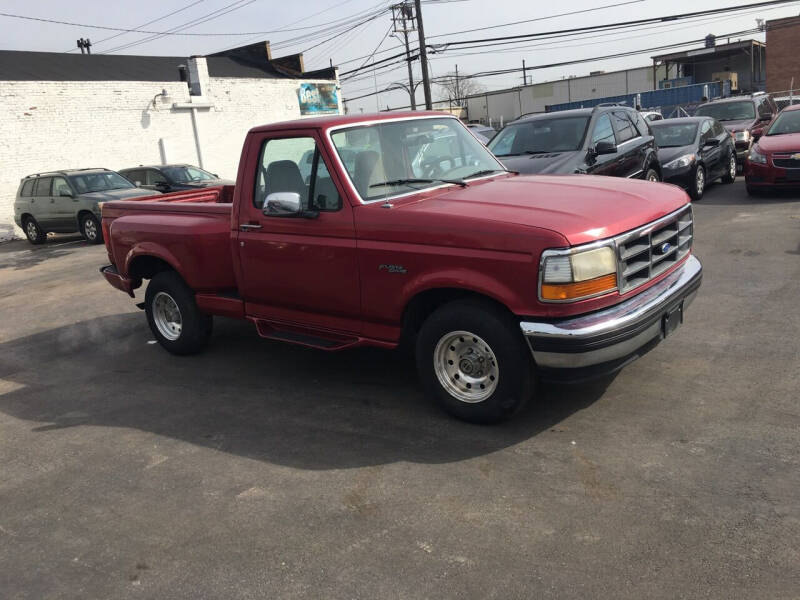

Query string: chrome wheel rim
25 221 38 240
647 171 659 182
84 218 97 240
433 330 499 403
730 155 737 179
696 168 705 196
152 292 182 341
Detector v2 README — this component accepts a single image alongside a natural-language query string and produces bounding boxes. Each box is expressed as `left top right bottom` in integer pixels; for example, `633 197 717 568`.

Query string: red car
745 103 800 194
100 112 701 423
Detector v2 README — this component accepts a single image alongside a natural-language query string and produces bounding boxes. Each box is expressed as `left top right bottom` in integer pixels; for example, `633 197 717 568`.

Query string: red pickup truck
101 112 702 423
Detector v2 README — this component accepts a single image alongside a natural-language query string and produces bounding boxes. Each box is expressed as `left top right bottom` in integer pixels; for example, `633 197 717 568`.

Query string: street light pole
414 0 433 110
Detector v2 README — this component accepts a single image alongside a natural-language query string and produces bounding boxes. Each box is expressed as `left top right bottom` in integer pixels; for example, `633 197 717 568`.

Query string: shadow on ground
0 234 87 271
0 313 613 470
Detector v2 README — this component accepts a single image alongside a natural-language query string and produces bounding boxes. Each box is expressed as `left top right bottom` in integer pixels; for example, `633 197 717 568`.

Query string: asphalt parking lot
0 179 798 599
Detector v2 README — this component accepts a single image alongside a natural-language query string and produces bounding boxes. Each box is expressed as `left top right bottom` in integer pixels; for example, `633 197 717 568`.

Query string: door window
52 177 72 197
700 120 712 143
124 170 145 185
712 120 725 136
255 137 340 211
147 170 168 185
33 177 53 197
20 179 35 197
591 114 616 146
611 112 638 144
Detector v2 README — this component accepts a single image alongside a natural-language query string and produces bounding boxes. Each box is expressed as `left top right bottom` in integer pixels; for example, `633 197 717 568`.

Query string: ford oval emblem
659 242 672 254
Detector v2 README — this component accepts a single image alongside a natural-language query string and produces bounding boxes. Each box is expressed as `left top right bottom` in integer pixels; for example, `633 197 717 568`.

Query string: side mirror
155 181 169 189
263 192 318 219
703 138 721 147
594 140 617 155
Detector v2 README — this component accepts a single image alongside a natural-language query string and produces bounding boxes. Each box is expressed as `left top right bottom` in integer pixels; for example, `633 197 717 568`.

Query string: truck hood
496 152 580 175
754 132 800 153
399 174 689 246
84 188 156 201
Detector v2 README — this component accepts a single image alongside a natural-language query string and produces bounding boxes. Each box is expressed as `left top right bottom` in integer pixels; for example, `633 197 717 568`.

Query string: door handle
240 223 262 231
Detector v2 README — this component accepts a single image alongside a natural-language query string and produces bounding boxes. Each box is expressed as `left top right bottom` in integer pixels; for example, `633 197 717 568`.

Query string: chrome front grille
615 207 693 293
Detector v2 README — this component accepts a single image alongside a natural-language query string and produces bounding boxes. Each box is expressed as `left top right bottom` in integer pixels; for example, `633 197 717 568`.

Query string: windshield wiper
493 150 550 157
369 177 467 189
464 169 509 179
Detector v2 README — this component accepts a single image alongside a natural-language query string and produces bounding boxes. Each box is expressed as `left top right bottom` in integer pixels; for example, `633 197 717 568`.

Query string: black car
694 93 778 167
650 117 737 201
487 105 661 181
118 164 234 193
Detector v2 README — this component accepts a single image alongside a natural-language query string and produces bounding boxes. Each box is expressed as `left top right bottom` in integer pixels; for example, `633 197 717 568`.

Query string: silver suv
14 169 155 244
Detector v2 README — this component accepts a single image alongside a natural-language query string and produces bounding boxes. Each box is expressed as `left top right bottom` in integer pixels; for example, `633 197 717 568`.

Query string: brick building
766 15 800 93
0 43 340 241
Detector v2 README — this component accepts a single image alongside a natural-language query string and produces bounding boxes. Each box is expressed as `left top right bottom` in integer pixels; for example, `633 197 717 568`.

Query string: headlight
735 130 751 142
540 246 617 302
749 145 767 164
664 154 696 169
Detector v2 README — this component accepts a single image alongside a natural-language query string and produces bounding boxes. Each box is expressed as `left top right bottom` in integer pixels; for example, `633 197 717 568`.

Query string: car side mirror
263 192 318 219
594 140 617 155
703 138 721 147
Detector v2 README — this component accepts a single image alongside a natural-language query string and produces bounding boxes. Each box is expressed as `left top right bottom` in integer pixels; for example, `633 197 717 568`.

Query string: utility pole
414 0 433 110
392 3 417 110
522 60 527 86
455 64 459 106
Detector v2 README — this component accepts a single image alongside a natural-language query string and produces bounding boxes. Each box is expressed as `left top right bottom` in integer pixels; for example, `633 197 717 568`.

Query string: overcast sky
1 0 797 113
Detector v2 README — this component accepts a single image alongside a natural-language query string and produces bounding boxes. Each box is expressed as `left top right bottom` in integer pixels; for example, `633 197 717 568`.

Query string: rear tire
145 271 212 355
79 213 103 244
23 217 46 245
415 299 532 424
689 165 705 201
645 168 660 182
721 152 736 184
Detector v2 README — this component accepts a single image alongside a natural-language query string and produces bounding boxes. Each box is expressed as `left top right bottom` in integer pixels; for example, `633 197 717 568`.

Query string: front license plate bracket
662 303 683 338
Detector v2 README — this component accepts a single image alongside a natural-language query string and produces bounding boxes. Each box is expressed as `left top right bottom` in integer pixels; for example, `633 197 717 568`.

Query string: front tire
23 217 46 245
145 271 212 355
645 168 660 182
721 152 736 184
689 165 705 201
79 213 103 244
416 299 532 424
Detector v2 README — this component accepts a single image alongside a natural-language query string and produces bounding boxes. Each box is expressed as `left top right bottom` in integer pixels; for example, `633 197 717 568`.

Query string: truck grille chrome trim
614 206 693 294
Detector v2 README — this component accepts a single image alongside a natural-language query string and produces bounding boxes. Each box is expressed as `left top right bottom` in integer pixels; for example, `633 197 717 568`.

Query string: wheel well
20 213 34 224
648 157 662 177
76 210 95 225
401 288 513 341
128 255 174 281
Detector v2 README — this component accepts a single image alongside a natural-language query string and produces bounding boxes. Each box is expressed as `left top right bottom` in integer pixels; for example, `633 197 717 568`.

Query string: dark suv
118 164 233 193
488 105 661 180
695 93 778 167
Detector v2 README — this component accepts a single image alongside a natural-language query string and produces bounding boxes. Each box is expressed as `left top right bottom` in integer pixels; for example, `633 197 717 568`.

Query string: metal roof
651 39 765 63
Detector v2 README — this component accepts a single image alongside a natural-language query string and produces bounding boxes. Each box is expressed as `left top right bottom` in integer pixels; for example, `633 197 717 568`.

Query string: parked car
744 103 800 194
487 105 661 181
118 164 234 193
13 168 154 245
100 112 701 424
650 117 737 200
695 93 778 168
466 123 497 143
641 111 664 122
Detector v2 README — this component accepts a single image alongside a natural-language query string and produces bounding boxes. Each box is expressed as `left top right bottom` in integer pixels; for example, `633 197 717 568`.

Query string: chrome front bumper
520 255 702 379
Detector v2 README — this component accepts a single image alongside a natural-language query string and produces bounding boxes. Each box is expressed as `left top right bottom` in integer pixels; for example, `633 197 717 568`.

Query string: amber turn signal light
540 273 617 301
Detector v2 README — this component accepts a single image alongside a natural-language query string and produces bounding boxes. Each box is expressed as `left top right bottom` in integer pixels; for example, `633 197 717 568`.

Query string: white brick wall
0 61 341 241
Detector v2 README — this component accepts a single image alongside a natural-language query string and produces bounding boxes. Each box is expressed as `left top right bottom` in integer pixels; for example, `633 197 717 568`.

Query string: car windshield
69 172 134 193
695 101 755 122
766 110 800 136
651 123 698 147
330 117 504 201
487 116 589 156
162 166 217 183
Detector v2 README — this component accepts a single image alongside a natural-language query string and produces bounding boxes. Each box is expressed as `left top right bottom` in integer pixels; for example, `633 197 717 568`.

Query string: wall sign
298 83 339 115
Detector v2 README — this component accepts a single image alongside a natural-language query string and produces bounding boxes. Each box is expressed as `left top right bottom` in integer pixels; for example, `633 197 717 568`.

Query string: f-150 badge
379 264 407 274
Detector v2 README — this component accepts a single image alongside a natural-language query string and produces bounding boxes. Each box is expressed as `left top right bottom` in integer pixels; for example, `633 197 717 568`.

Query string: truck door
235 131 361 334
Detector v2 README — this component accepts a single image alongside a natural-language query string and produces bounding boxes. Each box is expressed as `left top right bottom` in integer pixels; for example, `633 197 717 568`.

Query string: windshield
162 166 217 183
695 101 755 122
766 110 800 136
330 117 504 201
488 116 589 156
69 172 134 193
651 123 698 147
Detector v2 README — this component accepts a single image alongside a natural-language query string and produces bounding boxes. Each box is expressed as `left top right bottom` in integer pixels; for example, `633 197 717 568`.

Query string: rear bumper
100 265 135 297
520 255 702 382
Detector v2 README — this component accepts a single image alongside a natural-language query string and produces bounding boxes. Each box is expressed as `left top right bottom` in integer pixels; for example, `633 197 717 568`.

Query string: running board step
254 320 358 351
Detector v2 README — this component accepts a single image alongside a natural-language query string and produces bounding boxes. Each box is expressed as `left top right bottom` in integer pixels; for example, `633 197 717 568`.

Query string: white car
641 111 664 122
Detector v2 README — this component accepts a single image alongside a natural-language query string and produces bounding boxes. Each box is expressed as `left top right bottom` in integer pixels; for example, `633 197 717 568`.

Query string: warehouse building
0 42 341 241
